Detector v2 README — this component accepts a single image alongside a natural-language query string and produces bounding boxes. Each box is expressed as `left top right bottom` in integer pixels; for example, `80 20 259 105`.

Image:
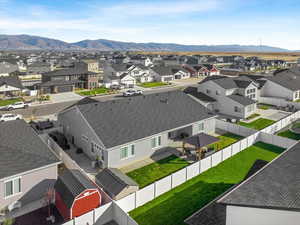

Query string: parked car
0 113 22 122
5 101 30 111
123 89 143 97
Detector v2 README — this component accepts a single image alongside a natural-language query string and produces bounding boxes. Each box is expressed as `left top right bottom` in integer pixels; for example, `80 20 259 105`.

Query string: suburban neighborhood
1 48 300 225
1 0 300 225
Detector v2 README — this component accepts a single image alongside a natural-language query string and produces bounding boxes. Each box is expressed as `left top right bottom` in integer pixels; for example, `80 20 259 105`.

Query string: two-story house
40 66 100 94
57 91 216 169
260 68 300 102
195 76 258 119
0 120 60 221
127 64 154 83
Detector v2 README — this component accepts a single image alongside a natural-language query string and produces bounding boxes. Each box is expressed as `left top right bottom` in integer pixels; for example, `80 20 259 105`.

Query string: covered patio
182 133 220 160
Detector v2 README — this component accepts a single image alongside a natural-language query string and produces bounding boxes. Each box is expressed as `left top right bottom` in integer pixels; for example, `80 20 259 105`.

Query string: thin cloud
101 0 221 16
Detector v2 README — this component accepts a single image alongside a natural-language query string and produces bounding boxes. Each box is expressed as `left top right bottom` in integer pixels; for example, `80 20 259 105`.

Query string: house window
4 177 21 198
91 142 102 154
216 90 220 95
82 135 89 142
234 106 241 113
206 89 211 94
151 136 162 149
198 122 204 132
120 144 135 159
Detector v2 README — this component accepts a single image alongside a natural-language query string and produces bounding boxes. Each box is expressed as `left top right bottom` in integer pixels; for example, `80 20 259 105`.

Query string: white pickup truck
5 102 30 111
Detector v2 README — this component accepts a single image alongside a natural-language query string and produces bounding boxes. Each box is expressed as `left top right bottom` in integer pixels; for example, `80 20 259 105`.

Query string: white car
5 102 30 111
0 114 23 122
123 89 143 97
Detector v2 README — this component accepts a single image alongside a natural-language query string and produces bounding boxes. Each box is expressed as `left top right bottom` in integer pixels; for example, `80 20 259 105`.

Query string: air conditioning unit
8 201 22 212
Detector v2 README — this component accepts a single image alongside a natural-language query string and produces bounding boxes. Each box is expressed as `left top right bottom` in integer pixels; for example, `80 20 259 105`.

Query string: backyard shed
96 168 139 200
54 169 101 220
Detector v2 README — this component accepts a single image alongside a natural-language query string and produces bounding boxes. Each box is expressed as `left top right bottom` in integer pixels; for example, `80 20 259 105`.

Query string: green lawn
208 133 244 151
258 104 273 110
238 118 275 130
77 87 110 96
130 142 285 225
277 130 300 140
0 98 23 107
138 82 169 88
127 155 189 188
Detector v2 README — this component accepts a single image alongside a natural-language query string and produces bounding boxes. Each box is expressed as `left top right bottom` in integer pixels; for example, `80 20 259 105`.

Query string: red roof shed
54 169 101 220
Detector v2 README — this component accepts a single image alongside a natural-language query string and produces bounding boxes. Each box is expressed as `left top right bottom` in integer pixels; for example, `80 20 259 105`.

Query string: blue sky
0 0 299 50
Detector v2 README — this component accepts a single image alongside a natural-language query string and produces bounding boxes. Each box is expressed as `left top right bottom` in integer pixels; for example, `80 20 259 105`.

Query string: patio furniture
183 133 219 160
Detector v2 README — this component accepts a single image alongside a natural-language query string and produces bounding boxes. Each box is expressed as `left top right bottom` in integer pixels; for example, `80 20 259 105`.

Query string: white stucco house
188 76 258 119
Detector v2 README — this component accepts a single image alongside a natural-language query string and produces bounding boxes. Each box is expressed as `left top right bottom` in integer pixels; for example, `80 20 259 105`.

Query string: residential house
260 68 300 101
119 73 136 88
0 76 24 97
144 57 153 67
195 76 258 119
0 120 60 220
27 62 51 74
193 64 220 77
218 142 300 225
75 59 100 73
57 91 216 168
150 65 191 82
40 66 100 94
0 61 19 76
128 64 154 83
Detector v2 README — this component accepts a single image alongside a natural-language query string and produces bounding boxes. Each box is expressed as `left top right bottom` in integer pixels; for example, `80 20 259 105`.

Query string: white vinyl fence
215 119 257 136
116 111 300 213
260 97 300 110
52 110 300 224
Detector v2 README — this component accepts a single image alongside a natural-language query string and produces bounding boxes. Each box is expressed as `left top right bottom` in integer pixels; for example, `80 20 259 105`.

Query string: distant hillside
0 34 82 50
0 34 291 52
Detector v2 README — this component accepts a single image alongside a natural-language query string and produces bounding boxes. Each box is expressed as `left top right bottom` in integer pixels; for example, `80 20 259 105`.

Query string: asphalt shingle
0 120 59 179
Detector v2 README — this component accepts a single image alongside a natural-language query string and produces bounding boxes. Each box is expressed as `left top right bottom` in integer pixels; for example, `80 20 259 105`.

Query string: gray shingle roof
73 90 214 148
184 86 216 102
54 169 97 208
43 67 96 77
267 74 300 91
218 142 300 210
227 94 256 106
0 76 24 89
96 168 138 198
0 120 59 179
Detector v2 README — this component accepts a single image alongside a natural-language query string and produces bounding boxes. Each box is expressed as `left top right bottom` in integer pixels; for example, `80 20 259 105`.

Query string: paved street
0 79 201 120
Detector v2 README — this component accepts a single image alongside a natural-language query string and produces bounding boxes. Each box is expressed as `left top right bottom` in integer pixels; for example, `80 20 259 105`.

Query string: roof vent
160 98 169 104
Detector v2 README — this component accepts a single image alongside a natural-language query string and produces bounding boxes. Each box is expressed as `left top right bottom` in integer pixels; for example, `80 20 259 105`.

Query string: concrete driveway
49 92 83 103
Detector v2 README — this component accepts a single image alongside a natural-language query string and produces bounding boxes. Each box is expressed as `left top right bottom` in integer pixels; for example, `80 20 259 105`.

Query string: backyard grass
258 103 273 110
126 155 189 188
76 87 110 96
238 118 275 130
208 133 244 151
277 130 300 140
130 142 285 225
0 98 23 107
138 82 169 88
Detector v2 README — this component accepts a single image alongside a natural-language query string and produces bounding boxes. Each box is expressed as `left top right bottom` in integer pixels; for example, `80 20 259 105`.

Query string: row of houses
183 66 300 120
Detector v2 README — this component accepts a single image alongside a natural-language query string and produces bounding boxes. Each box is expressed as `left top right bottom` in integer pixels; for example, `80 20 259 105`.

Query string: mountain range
0 34 292 52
